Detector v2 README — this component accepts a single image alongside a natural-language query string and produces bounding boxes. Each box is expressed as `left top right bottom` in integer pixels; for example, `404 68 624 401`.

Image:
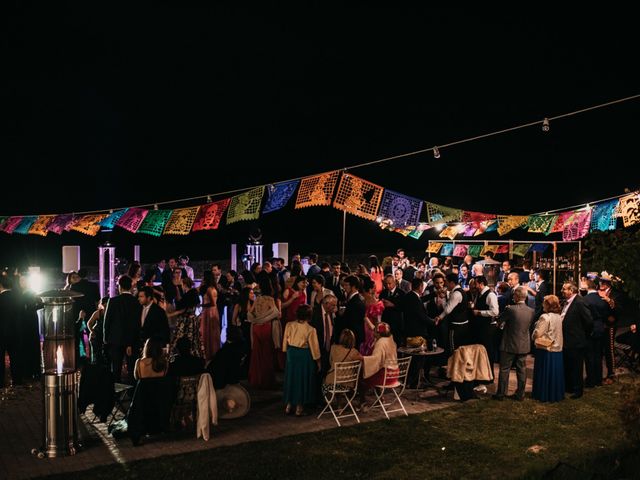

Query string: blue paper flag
590 199 618 232
262 180 299 214
378 190 423 227
14 216 38 234
99 209 129 229
528 243 549 253
440 243 454 256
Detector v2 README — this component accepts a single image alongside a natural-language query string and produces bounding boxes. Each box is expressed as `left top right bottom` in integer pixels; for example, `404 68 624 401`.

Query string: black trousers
108 344 134 384
585 336 603 387
564 347 587 395
0 337 22 387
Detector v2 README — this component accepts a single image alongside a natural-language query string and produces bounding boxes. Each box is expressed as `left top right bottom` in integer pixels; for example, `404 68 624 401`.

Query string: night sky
2 7 639 268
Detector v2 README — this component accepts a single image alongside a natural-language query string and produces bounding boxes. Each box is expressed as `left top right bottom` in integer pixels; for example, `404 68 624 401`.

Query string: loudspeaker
62 246 81 273
272 242 288 263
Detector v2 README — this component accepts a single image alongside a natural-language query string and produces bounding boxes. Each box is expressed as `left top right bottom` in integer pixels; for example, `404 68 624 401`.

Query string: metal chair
370 356 411 419
317 360 362 426
614 341 640 373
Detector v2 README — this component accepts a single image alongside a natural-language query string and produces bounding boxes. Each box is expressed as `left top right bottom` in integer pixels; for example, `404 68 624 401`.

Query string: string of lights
30 93 640 218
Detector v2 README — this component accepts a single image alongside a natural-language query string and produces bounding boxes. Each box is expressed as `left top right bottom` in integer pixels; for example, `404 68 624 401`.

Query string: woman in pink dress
282 276 308 325
199 271 221 362
359 276 385 356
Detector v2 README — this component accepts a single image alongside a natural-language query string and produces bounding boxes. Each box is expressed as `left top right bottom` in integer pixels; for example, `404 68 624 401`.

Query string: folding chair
615 341 640 373
108 383 134 427
317 360 362 427
371 356 411 420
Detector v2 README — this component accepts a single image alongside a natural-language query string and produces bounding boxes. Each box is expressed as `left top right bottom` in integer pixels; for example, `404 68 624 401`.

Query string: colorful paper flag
467 245 483 257
480 244 499 256
164 207 200 235
495 245 510 254
425 202 463 223
28 215 55 236
440 243 454 256
426 242 444 254
0 216 25 234
378 190 423 227
47 214 76 235
262 181 299 214
192 199 230 231
462 224 477 237
590 199 618 232
563 209 593 241
13 216 38 235
333 174 384 221
529 243 549 253
549 211 576 233
295 170 340 209
527 215 558 234
462 211 497 223
497 215 529 236
513 244 532 257
137 210 173 236
72 214 109 236
227 187 264 225
439 226 459 240
99 209 129 229
453 244 469 257
617 194 640 227
116 208 149 233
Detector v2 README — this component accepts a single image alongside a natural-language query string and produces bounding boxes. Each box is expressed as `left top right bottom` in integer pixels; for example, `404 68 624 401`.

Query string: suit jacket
562 295 594 349
397 279 411 294
499 302 534 354
328 275 346 302
72 278 100 314
403 266 418 282
380 288 405 331
401 291 432 338
334 293 365 347
583 292 610 338
141 303 170 345
498 270 510 283
103 293 141 347
534 281 550 320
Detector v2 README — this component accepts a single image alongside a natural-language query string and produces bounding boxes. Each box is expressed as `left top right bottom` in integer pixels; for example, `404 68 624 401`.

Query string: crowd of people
2 248 639 425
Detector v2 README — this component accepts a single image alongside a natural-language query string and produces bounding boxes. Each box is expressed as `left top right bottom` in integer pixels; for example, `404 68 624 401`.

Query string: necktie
333 276 338 287
324 312 332 351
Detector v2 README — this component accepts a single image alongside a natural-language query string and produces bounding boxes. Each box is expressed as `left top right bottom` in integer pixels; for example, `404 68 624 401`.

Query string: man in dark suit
583 279 610 388
533 270 550 321
493 286 534 401
328 262 346 303
137 286 170 347
380 274 406 346
333 275 365 348
394 268 411 293
0 275 23 387
103 275 141 383
401 278 435 388
311 293 337 390
497 260 512 283
561 281 594 399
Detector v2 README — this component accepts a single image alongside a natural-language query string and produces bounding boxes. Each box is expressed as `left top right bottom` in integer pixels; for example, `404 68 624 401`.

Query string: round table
397 346 445 396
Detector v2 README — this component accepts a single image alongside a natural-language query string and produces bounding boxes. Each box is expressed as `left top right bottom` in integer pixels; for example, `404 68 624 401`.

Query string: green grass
41 378 640 480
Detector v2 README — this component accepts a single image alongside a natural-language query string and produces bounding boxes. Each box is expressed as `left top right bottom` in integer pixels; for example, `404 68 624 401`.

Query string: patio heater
32 289 83 458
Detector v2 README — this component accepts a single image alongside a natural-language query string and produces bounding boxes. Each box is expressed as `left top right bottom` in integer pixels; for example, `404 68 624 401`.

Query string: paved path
0 359 536 480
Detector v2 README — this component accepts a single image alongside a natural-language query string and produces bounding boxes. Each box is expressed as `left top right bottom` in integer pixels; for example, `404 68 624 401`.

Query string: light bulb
542 118 550 132
433 147 441 159
153 204 159 210
206 195 212 203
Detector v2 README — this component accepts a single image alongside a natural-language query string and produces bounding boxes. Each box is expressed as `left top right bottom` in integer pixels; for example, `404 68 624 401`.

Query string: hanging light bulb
433 147 441 158
153 204 159 210
206 195 212 203
542 118 550 132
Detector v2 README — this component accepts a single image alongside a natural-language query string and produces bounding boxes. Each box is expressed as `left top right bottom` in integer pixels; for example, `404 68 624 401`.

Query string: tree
583 226 640 302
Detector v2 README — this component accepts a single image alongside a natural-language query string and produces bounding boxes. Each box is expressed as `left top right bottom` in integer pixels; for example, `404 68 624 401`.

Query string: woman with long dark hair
369 255 384 295
199 271 221 361
134 338 168 379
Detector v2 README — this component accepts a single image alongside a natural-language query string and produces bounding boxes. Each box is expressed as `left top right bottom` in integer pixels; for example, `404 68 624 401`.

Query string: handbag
534 336 553 349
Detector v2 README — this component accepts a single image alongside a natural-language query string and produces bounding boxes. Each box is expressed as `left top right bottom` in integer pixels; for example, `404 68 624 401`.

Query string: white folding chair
371 356 411 420
317 360 362 427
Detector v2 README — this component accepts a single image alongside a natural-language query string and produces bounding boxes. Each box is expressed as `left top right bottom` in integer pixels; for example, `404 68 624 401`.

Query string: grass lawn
41 377 639 480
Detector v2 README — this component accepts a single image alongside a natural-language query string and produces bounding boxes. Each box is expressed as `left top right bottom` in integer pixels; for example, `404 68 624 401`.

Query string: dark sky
1 7 639 267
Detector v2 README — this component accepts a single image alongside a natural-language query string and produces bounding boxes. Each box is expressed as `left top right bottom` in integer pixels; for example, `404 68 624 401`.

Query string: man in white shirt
470 276 500 365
